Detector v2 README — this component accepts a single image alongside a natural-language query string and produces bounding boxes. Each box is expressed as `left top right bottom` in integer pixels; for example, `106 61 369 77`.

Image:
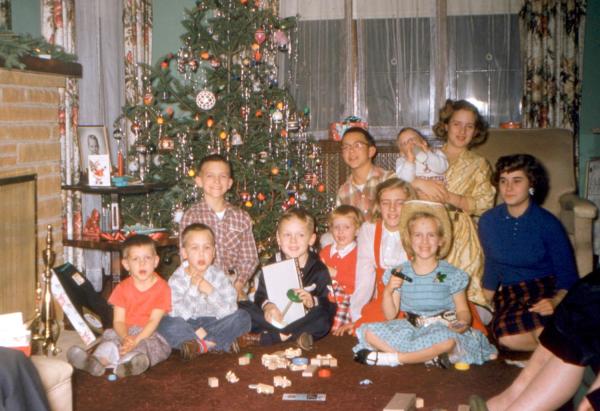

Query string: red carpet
73 335 522 410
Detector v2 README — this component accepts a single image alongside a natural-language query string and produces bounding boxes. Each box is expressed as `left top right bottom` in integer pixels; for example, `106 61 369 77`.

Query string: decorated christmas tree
116 0 332 259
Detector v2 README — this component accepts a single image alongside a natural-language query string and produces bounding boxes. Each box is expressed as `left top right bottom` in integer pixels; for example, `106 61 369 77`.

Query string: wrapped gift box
0 312 32 356
329 116 368 141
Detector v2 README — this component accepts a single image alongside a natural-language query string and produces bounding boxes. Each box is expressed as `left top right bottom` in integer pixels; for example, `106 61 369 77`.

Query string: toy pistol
391 268 413 282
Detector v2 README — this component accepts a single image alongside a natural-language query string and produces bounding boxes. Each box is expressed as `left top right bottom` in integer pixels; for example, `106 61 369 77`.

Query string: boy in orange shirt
320 205 363 335
67 235 171 378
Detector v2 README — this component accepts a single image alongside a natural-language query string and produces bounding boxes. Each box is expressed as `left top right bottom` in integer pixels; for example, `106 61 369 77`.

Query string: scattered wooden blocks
238 356 250 366
284 347 302 358
416 397 424 409
261 353 290 370
289 363 307 372
273 375 292 388
225 371 239 383
248 383 275 394
301 364 318 377
208 377 219 388
310 354 338 367
383 393 416 411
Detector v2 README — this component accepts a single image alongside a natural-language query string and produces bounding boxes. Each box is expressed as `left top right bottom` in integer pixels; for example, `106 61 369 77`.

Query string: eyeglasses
341 141 369 152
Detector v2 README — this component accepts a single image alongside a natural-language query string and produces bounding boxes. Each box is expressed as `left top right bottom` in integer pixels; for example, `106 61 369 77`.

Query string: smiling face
331 215 359 248
276 216 316 265
341 131 376 171
499 169 531 215
182 229 216 275
122 245 159 284
195 160 233 201
409 217 443 262
378 187 408 231
445 109 477 151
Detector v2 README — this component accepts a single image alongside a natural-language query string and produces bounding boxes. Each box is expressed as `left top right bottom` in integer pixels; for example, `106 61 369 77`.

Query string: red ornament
254 28 266 45
253 50 262 62
255 109 263 118
317 183 326 193
257 192 266 201
240 191 251 201
207 117 215 128
143 93 153 106
200 51 210 60
288 196 296 206
280 129 288 138
160 60 169 70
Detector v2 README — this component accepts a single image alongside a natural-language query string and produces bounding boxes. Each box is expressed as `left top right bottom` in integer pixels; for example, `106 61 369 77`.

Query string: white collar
330 241 356 258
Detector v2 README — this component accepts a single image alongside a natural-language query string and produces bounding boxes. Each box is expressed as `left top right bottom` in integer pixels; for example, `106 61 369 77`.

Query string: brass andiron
30 225 61 355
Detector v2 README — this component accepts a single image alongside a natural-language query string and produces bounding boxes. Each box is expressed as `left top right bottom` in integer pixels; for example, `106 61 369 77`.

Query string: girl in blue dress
353 200 497 367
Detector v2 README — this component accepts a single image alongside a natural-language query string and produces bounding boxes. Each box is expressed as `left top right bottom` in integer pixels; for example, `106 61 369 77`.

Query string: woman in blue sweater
478 154 578 352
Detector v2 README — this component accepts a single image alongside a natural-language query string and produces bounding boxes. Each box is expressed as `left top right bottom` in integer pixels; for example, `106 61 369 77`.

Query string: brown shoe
180 339 207 361
237 332 262 348
295 332 313 351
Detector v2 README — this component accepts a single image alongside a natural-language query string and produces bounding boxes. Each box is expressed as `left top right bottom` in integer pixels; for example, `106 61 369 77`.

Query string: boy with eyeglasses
336 127 395 222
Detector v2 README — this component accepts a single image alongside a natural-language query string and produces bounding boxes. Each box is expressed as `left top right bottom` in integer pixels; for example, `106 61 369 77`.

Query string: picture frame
78 126 110 172
87 155 111 186
585 157 600 256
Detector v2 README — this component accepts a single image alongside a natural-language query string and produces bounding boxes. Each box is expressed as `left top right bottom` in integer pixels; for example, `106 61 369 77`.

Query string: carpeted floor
72 335 527 411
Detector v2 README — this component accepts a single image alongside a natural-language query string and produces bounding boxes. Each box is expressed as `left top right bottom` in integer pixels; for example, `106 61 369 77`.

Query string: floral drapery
123 0 152 146
520 0 586 133
41 0 83 267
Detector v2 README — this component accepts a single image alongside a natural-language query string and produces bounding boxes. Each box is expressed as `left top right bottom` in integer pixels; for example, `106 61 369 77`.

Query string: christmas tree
116 0 332 259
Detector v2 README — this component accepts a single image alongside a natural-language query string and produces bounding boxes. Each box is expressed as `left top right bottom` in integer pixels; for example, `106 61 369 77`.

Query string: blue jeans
158 310 251 352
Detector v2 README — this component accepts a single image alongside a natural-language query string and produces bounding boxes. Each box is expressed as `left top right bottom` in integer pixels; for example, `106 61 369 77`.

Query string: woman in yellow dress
412 99 495 309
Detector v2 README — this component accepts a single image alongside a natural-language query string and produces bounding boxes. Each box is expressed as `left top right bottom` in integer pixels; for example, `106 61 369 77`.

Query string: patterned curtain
520 0 586 132
41 0 83 267
123 0 152 146
0 0 10 31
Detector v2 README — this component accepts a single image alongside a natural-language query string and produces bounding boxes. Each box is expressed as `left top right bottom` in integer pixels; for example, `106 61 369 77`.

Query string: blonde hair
372 178 416 220
278 208 315 234
122 234 157 258
181 223 215 248
328 205 363 229
400 212 445 260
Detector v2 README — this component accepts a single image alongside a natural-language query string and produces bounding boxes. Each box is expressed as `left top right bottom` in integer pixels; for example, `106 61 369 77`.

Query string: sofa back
318 128 577 218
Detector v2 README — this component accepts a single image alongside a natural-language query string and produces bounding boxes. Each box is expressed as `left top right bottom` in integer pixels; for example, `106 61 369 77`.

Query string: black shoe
425 353 451 369
354 349 374 365
468 394 489 411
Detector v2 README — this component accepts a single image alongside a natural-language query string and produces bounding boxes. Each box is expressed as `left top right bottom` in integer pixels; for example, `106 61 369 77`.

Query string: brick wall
0 68 65 267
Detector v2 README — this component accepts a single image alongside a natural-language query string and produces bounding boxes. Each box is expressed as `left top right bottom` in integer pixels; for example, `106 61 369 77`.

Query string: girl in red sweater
320 205 363 335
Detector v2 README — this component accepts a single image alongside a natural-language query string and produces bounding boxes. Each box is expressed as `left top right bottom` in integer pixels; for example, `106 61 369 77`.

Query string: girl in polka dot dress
353 201 497 368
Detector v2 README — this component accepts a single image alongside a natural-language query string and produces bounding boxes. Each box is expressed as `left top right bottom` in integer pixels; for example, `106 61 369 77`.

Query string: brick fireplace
0 59 81 318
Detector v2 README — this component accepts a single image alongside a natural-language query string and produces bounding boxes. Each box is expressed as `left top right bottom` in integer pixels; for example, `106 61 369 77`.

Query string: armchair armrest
559 193 597 219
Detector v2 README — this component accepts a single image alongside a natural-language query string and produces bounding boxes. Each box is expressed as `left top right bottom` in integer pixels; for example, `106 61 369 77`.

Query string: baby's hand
295 289 315 309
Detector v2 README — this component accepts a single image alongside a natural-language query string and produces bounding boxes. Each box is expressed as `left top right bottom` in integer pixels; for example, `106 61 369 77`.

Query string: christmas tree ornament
189 59 199 72
276 101 284 110
254 28 266 44
271 166 279 175
157 116 165 125
317 183 326 193
240 191 251 201
219 131 228 140
165 107 175 118
160 60 169 70
143 93 154 106
128 158 139 173
271 110 283 123
255 109 263 118
159 135 175 151
241 0 248 4
130 121 141 133
242 58 250 66
210 58 221 68
280 129 288 138
257 192 266 201
188 169 196 177
244 200 253 208
258 151 268 162
153 154 163 167
231 129 243 146
253 50 262 62
196 89 217 110
251 43 260 51
200 51 210 60
206 117 215 128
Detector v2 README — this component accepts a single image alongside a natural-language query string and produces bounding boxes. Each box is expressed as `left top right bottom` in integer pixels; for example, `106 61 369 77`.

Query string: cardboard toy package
328 116 368 141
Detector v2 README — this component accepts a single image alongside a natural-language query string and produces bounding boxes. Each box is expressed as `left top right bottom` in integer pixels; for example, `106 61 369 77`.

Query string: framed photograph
585 157 600 256
78 126 110 172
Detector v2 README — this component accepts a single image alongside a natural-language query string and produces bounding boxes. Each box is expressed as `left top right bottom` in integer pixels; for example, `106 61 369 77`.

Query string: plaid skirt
331 283 352 331
491 275 556 339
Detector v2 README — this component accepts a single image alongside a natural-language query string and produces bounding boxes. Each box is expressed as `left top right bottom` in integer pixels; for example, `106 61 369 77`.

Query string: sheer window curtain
282 0 522 140
74 0 125 290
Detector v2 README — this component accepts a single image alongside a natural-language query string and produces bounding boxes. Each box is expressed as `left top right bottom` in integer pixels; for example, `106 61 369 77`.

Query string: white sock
367 351 400 367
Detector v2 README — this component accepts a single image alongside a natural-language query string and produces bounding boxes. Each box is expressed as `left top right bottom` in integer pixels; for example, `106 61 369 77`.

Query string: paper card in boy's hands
262 258 305 327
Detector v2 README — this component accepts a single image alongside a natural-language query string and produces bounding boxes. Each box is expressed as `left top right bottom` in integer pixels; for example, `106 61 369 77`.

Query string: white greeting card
87 154 111 186
262 258 305 327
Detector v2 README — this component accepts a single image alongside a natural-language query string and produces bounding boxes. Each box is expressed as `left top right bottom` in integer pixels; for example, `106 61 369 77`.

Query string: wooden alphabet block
301 364 318 377
208 377 219 388
238 356 250 366
383 393 416 411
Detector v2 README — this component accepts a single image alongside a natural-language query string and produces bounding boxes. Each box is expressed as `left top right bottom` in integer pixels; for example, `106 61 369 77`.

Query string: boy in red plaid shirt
320 205 363 336
180 154 259 300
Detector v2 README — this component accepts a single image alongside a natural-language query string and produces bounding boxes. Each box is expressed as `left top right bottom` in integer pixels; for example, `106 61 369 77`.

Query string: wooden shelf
63 237 178 252
61 182 171 195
